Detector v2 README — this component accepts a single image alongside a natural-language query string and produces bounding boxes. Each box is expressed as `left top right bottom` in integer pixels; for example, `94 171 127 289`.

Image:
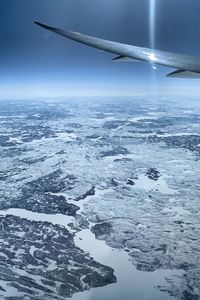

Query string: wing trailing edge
167 69 200 78
112 55 140 62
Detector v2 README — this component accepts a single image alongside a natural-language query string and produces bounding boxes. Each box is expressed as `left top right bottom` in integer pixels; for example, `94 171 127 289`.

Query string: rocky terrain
0 215 116 300
0 97 200 299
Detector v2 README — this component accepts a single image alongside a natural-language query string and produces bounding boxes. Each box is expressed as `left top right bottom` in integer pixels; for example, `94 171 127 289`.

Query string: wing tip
34 21 57 31
33 21 41 25
34 21 45 27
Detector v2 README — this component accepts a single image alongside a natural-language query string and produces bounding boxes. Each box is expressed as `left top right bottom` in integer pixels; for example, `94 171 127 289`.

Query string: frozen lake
0 207 182 300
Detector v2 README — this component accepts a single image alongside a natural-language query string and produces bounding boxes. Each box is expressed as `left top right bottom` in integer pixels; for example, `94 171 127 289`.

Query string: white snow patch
134 175 176 194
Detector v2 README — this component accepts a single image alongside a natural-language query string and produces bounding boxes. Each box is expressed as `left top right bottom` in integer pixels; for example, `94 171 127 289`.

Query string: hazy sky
1 0 200 98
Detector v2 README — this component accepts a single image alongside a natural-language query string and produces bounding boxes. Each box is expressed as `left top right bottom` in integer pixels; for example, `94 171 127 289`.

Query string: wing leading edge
34 21 200 77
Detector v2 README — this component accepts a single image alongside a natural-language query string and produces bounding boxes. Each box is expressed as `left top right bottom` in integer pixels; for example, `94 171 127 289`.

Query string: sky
1 0 200 98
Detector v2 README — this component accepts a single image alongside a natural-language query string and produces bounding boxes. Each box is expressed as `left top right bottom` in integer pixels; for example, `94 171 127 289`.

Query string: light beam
149 0 157 93
150 0 156 50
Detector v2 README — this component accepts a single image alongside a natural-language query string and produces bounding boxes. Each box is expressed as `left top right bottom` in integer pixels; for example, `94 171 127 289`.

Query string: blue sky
1 0 200 98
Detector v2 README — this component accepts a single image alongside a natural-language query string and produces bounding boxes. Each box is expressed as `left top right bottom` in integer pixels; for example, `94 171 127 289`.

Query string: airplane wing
34 21 200 78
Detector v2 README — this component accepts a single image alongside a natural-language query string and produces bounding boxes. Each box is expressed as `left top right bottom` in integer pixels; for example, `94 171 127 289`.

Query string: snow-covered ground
0 97 200 299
